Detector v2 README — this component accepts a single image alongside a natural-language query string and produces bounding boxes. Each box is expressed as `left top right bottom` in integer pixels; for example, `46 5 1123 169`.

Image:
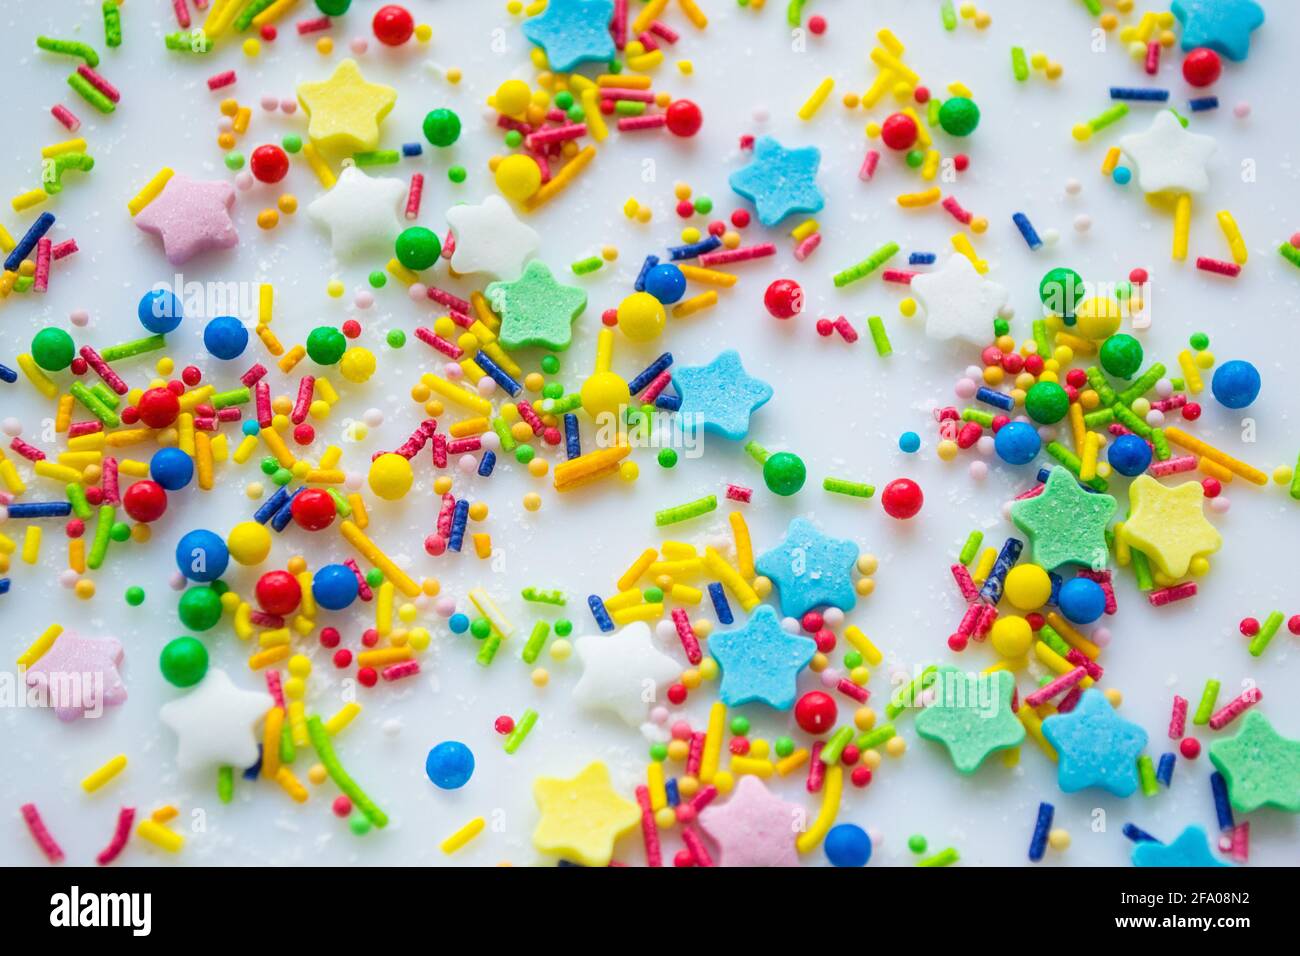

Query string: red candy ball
1179 737 1201 759
667 683 688 705
947 633 968 652
850 765 873 787
953 153 970 172
137 386 180 429
1182 47 1221 88
424 534 447 556
808 15 826 35
332 795 352 817
1289 615 1300 636
494 715 515 735
1239 617 1260 637
182 365 202 386
122 479 168 523
290 487 336 531
372 4 414 45
320 626 341 648
814 628 837 653
730 209 750 228
255 569 302 615
801 611 824 633
665 98 703 137
70 357 88 376
335 648 354 669
880 112 918 151
250 144 289 184
729 737 750 756
815 318 834 336
65 518 85 538
794 690 838 735
675 199 695 218
342 319 362 338
362 628 380 647
1201 477 1221 498
1182 402 1202 421
881 477 924 519
357 666 378 687
763 278 803 319
292 423 315 445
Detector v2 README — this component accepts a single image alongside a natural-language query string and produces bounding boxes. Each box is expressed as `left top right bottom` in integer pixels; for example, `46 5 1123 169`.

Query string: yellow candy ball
495 79 531 116
494 153 542 201
1074 296 1122 340
615 291 666 342
523 492 542 511
580 371 631 421
1004 563 1052 610
1048 828 1071 850
227 520 272 566
368 453 414 500
990 614 1033 658
339 346 376 383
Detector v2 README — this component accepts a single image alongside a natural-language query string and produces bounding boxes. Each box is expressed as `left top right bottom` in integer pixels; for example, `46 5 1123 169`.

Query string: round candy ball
306 325 348 365
179 585 223 631
1039 267 1085 318
255 569 302 615
203 315 249 360
1182 47 1221 87
615 291 666 342
395 226 441 271
227 520 272 565
425 740 475 789
763 278 803 319
1058 577 1106 625
1074 296 1122 340
160 636 209 687
990 614 1033 658
1099 333 1143 379
138 386 181 429
824 823 872 867
763 452 806 496
150 446 194 490
175 528 229 582
1210 360 1260 409
1107 433 1152 476
368 452 414 500
372 4 414 45
31 327 76 372
1025 381 1070 424
123 479 168 523
493 153 542 201
880 112 918 150
993 420 1041 465
643 263 686 304
665 98 703 137
881 477 923 519
423 108 461 147
315 0 351 14
938 96 980 136
312 563 360 611
250 144 289 183
794 691 838 734
138 288 183 334
1004 564 1052 611
290 487 337 531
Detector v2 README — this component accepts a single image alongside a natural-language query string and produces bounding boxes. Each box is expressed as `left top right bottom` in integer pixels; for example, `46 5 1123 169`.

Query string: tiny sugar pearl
1064 178 1082 195
964 365 983 380
1209 496 1230 514
344 471 363 491
822 607 845 628
1145 409 1165 427
480 431 501 452
752 107 769 123
435 596 457 616
656 620 676 642
59 569 79 588
351 37 369 55
1073 214 1092 232
997 304 1015 320
218 116 234 132
260 95 278 111
1092 627 1111 648
1042 227 1060 245
2 418 21 436
381 719 402 737
1000 501 1014 520
280 99 297 114
69 309 90 327
363 408 384 428
408 283 427 302
444 362 463 380
169 571 187 590
354 291 374 309
650 706 670 724
1154 378 1174 398
235 171 254 191
476 377 496 397
976 436 995 456
955 378 978 399
1234 102 1250 118
781 616 800 634
820 670 840 688
969 460 988 480
457 454 477 474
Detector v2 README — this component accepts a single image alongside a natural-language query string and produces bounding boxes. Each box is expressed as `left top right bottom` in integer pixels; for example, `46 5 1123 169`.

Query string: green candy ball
423 108 462 147
395 226 441 271
470 617 492 639
1039 267 1085 318
763 451 807 497
1025 381 1070 424
938 96 980 137
657 448 678 469
160 636 209 687
125 586 146 606
31 327 76 371
315 0 351 15
178 586 223 632
306 325 347 365
1099 333 1144 380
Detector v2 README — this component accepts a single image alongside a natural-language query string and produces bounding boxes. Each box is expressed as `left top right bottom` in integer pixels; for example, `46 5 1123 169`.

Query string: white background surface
2 0 1298 867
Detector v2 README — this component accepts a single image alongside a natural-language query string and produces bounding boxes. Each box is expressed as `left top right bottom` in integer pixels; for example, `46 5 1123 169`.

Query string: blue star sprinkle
754 517 859 619
1042 689 1149 797
709 605 816 710
1132 825 1229 867
672 349 772 441
728 136 825 227
521 0 616 72
1171 0 1264 62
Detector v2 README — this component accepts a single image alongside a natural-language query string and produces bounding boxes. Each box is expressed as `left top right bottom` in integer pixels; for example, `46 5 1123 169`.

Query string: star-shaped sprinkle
728 136 825 227
159 669 269 772
915 667 1024 773
1120 475 1221 579
307 164 407 259
532 761 640 867
1172 0 1264 62
521 0 616 72
133 174 237 266
698 775 801 867
571 621 683 726
24 632 126 721
1208 711 1300 813
1132 825 1229 867
296 58 396 153
1118 110 1216 196
708 605 816 710
485 260 587 351
1010 466 1116 572
1041 689 1148 797
445 195 539 281
672 349 773 441
754 516 859 618
910 254 1010 346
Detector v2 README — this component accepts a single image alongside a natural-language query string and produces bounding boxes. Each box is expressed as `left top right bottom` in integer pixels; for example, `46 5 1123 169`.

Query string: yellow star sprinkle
296 59 396 153
532 761 640 867
1120 474 1221 578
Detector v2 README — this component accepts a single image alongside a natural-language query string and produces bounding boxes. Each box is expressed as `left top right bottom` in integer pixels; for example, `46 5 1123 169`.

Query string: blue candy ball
448 612 470 634
175 529 229 582
1058 577 1106 625
643 263 686 304
312 563 359 611
241 419 260 436
824 823 872 867
1112 166 1132 185
1210 360 1260 410
203 315 249 360
899 431 921 453
150 447 194 490
994 420 1042 465
425 740 475 789
138 288 183 334
1107 433 1152 476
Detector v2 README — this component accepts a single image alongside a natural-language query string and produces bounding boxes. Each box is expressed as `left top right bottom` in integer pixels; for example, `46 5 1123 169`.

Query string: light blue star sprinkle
672 349 772 441
1042 689 1149 797
521 0 616 72
754 517 858 619
728 136 825 227
709 605 816 711
1132 825 1229 867
1171 0 1264 62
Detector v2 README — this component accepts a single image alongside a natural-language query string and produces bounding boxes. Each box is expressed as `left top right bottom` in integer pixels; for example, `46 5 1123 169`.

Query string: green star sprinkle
485 259 587 352
1208 711 1300 813
915 667 1025 774
1009 465 1116 571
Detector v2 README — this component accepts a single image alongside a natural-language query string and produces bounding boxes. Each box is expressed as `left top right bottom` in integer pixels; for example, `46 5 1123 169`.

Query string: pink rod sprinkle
882 268 916 284
67 421 103 438
941 195 972 224
1196 256 1241 277
344 558 374 600
698 243 776 267
101 456 120 506
671 607 702 664
859 148 880 181
20 803 64 863
77 65 121 103
649 20 680 42
290 376 315 424
33 238 51 293
611 0 628 50
617 114 668 132
836 677 870 704
806 740 826 793
1145 40 1160 75
1169 695 1188 738
414 327 463 359
10 437 45 462
207 69 236 91
681 824 714 867
1024 666 1087 708
96 806 135 866
265 669 286 707
297 15 332 34
51 238 78 260
634 785 662 867
405 172 424 220
240 363 268 387
1208 687 1261 730
1149 454 1197 476
685 733 705 776
79 345 129 395
426 285 471 315
725 484 753 503
382 660 420 681
951 564 978 601
255 380 272 427
173 0 192 28
793 232 822 261
599 88 655 102
1148 581 1197 607
51 104 81 132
